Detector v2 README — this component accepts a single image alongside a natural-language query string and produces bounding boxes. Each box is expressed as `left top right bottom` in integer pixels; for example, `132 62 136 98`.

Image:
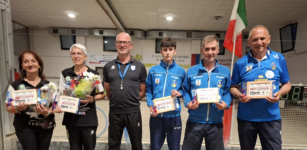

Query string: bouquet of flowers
29 82 57 111
63 71 101 100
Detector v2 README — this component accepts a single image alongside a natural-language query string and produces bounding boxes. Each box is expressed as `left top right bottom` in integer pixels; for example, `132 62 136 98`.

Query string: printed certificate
153 96 175 113
11 89 37 105
58 96 80 113
247 81 273 99
196 88 220 103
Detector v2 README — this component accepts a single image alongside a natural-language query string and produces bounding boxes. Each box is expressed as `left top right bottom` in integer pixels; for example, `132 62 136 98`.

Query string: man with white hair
103 32 147 150
230 25 291 150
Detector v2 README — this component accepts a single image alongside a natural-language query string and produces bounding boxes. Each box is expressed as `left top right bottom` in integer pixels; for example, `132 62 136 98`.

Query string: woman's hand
80 95 94 103
16 102 29 112
33 104 49 116
53 106 63 113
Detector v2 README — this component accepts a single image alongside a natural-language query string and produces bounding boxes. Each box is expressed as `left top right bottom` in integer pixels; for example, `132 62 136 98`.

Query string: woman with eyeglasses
53 43 105 150
6 50 55 150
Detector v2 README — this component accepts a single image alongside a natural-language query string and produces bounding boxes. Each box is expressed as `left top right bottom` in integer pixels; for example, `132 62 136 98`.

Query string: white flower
48 82 57 91
84 77 89 81
83 72 89 77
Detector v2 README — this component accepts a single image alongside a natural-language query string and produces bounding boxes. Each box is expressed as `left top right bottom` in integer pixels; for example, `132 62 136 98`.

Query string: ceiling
10 0 307 32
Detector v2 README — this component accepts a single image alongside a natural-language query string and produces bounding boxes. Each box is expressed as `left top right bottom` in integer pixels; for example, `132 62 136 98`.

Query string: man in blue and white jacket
146 37 186 150
182 35 232 150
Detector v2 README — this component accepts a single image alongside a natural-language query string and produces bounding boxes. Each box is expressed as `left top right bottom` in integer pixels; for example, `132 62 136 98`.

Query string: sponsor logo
271 62 276 70
111 65 115 69
273 54 279 59
265 70 274 79
154 74 162 76
131 65 136 71
216 76 225 79
172 80 177 87
171 76 179 79
246 65 252 72
155 78 160 84
196 80 201 86
217 79 222 88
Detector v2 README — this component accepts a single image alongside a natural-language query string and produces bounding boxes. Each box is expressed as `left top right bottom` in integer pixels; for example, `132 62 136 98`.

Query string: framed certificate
196 88 220 103
58 96 80 114
153 96 175 113
247 81 273 99
11 89 38 105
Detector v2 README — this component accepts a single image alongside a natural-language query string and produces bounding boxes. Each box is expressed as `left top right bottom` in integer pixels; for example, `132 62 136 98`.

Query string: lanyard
117 63 130 90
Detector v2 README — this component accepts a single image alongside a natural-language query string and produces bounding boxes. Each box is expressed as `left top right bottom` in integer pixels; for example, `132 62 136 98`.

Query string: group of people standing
6 24 290 150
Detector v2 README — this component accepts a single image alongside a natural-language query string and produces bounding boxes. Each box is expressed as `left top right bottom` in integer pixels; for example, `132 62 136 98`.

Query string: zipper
161 64 170 117
206 65 218 122
206 71 211 121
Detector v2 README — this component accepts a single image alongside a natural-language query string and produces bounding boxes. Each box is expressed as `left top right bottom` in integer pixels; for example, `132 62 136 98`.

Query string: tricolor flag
224 0 247 58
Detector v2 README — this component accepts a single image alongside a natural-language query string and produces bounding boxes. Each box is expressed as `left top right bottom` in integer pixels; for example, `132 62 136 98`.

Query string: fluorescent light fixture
104 41 108 43
166 16 173 21
68 14 75 18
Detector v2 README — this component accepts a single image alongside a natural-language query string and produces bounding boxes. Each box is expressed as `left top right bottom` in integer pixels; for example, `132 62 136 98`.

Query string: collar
21 78 46 88
249 47 272 61
71 66 90 76
160 59 175 68
198 59 219 71
115 56 133 65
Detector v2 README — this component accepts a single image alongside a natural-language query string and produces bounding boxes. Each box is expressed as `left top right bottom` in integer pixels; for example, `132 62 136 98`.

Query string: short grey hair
202 35 219 48
248 25 270 39
69 43 87 56
116 32 132 43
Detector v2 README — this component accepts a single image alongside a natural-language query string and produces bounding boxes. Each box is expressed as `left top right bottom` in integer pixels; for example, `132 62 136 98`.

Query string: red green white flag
224 0 247 58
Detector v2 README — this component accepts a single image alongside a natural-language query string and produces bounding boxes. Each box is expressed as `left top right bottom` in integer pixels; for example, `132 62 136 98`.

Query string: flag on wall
224 0 247 58
191 54 200 66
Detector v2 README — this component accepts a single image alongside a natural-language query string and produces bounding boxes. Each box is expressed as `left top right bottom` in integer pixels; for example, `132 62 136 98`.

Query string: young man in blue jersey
182 35 232 150
230 25 291 150
146 37 186 150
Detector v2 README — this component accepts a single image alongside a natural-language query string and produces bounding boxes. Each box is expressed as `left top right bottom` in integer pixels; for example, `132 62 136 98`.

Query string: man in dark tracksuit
182 35 232 150
103 32 147 150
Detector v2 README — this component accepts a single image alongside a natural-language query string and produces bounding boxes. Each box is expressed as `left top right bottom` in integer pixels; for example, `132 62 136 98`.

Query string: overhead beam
96 0 125 32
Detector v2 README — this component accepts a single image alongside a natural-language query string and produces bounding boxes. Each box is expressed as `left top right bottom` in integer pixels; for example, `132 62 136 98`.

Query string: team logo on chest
131 65 136 71
171 80 177 87
111 65 115 69
246 65 252 72
217 80 222 88
155 78 160 84
271 62 276 70
196 80 201 86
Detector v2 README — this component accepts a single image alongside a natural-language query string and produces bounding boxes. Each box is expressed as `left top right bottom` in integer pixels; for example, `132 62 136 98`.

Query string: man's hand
149 106 159 117
215 100 228 110
266 91 281 103
171 90 181 98
80 95 94 104
237 92 251 103
187 101 199 110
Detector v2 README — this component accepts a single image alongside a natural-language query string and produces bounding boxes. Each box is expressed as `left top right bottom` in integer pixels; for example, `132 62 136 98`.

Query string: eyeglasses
115 41 131 46
71 52 83 56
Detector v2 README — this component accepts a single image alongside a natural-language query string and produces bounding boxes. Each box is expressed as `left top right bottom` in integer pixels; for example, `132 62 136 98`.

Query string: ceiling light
68 14 75 18
166 16 173 21
104 41 108 43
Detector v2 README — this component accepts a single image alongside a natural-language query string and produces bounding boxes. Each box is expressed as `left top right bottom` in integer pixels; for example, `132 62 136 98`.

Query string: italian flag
224 0 247 58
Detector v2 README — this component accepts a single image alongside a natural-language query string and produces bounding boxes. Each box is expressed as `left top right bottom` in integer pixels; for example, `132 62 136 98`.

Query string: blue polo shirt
232 47 290 122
